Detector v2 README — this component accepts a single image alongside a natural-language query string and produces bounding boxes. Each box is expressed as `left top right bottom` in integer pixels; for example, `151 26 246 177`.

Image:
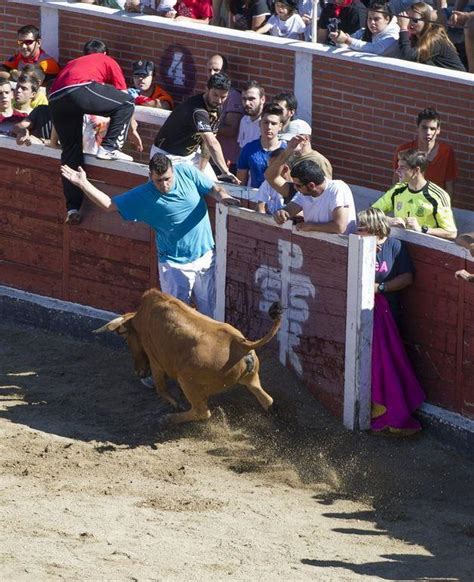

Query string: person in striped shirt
372 149 457 241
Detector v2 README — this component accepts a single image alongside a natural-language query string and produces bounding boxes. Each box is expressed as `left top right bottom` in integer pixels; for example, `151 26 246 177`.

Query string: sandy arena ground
1 321 473 581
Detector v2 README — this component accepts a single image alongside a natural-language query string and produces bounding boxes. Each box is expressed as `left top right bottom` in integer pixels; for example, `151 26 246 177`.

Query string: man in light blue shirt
61 153 239 316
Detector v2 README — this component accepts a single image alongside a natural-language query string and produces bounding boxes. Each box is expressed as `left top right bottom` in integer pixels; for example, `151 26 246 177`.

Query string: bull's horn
93 316 127 334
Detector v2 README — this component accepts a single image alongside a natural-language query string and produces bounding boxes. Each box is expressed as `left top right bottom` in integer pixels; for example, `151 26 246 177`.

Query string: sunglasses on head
17 39 37 46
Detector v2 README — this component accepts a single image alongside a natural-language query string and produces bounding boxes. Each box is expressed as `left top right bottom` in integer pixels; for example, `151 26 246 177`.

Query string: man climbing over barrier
60 153 240 317
49 39 141 225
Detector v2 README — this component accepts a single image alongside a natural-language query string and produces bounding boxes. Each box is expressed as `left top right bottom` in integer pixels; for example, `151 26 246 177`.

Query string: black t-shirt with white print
153 93 221 156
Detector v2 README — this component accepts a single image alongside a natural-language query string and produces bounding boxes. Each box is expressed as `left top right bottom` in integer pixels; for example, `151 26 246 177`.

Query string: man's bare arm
60 165 115 211
296 206 349 234
264 147 292 198
273 201 303 225
206 184 240 206
201 132 240 183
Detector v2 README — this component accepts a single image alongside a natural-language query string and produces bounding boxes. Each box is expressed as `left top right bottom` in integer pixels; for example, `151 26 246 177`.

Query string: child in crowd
397 2 466 70
298 0 321 41
256 0 306 39
128 60 173 110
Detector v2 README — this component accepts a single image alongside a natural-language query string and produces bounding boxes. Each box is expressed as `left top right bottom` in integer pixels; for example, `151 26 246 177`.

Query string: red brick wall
225 218 349 417
1 146 473 419
312 58 474 210
0 148 156 313
401 244 474 419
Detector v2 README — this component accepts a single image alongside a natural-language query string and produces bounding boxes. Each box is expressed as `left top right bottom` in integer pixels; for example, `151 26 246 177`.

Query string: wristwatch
378 282 386 293
421 225 429 234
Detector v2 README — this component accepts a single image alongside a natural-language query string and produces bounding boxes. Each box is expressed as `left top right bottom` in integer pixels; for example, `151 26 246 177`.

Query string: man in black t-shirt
15 104 53 145
152 73 239 183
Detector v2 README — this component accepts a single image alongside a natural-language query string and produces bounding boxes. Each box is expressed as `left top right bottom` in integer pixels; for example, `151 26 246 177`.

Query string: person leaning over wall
372 149 457 240
455 232 474 282
273 159 357 235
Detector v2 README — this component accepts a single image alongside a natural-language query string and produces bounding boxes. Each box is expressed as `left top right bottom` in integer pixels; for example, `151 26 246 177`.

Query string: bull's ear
93 312 135 334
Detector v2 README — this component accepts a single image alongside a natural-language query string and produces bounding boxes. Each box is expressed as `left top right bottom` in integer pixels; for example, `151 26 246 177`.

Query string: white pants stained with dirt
158 249 216 318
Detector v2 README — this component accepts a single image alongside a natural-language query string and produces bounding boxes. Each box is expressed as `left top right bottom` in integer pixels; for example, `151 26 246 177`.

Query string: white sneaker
65 209 82 225
96 146 133 162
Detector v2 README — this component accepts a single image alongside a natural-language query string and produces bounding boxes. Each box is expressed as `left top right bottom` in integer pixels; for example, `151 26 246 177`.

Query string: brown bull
95 289 282 424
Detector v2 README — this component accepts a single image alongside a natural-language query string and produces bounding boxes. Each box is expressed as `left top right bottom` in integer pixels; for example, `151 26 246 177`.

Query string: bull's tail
237 302 282 351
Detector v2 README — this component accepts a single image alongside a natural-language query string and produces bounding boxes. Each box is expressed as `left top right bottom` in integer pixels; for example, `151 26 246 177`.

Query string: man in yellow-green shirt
372 149 457 241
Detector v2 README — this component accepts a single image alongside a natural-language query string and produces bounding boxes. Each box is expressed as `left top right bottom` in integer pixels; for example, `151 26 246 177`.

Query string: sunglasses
17 38 38 46
409 16 422 24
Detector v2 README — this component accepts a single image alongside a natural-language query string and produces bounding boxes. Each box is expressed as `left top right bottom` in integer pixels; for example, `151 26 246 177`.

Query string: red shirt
50 53 127 95
175 0 213 19
134 85 174 109
3 48 60 77
393 140 458 189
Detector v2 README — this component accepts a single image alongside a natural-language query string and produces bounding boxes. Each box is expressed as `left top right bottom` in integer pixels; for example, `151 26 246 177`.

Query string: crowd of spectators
72 0 474 72
1 14 472 432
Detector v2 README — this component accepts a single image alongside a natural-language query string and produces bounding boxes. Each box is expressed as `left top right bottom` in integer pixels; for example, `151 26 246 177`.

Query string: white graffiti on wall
255 240 316 375
167 51 185 87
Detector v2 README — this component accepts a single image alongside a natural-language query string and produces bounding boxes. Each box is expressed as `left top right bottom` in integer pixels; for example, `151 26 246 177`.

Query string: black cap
132 60 154 76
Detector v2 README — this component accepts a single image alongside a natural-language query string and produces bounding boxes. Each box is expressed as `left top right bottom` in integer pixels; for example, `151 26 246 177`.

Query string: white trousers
150 144 217 181
158 250 216 318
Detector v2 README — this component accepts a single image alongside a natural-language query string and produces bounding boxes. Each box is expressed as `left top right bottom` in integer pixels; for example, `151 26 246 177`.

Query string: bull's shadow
0 322 282 447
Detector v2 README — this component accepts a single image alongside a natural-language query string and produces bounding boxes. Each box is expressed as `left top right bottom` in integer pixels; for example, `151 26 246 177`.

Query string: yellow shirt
372 181 457 232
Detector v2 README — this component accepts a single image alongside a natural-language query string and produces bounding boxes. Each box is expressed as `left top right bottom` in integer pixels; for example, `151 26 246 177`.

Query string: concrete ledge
418 403 474 461
0 285 126 350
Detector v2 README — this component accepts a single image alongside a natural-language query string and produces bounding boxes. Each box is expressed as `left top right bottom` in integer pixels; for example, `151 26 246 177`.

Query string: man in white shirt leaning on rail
273 159 357 235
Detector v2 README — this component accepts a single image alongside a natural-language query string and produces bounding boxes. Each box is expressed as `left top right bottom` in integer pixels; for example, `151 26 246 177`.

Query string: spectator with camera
318 0 366 44
373 149 457 240
330 1 400 55
0 25 60 82
392 108 457 196
397 2 466 70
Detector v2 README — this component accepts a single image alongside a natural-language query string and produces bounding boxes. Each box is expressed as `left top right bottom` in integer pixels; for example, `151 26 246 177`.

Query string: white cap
280 119 312 141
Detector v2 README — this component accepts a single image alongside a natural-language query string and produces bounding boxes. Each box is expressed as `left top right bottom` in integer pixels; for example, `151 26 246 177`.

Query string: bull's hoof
268 301 283 321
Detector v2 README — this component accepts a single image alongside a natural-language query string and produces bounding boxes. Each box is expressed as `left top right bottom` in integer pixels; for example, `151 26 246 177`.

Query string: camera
327 17 340 34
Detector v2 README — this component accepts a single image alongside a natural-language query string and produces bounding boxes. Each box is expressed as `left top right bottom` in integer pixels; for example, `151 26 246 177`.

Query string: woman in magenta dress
357 208 425 435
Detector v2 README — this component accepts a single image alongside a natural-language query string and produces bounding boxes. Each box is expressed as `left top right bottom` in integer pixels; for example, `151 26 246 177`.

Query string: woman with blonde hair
397 2 466 71
357 207 425 435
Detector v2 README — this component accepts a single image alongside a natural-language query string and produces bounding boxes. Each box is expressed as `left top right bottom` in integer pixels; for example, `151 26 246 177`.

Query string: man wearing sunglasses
0 25 60 82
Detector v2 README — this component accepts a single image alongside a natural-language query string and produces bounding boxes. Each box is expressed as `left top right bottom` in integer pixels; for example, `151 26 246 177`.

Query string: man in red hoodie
49 39 139 224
